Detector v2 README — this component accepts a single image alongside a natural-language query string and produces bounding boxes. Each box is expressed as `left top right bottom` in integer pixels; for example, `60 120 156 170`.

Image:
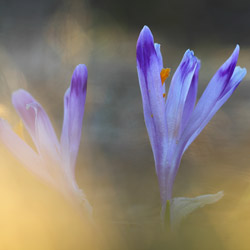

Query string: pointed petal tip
137 26 153 49
182 49 198 65
71 64 88 95
184 49 198 61
73 64 88 80
216 45 240 79
185 49 193 56
229 45 240 62
231 44 240 59
136 26 156 69
178 49 199 76
141 25 151 34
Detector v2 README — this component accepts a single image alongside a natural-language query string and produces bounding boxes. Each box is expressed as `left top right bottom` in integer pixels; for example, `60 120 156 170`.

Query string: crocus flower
0 64 92 215
136 26 246 228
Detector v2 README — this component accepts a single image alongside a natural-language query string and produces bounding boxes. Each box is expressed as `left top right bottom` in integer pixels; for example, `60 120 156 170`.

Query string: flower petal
12 90 37 144
136 26 168 174
165 50 199 141
0 119 52 183
12 89 61 162
171 191 224 230
60 64 87 173
181 46 245 152
154 43 163 69
179 59 200 134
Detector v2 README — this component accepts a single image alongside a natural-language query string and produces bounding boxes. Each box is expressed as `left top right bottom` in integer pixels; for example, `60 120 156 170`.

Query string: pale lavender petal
12 89 60 162
183 65 246 151
179 60 200 134
181 46 244 152
194 45 239 116
167 64 246 205
61 64 87 172
165 50 199 141
136 26 168 174
0 119 52 183
171 191 224 230
154 43 163 69
168 46 243 201
158 51 199 204
12 90 37 144
154 43 167 92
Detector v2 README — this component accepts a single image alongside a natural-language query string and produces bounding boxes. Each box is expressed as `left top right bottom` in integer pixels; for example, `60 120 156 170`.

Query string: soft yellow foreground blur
0 149 99 250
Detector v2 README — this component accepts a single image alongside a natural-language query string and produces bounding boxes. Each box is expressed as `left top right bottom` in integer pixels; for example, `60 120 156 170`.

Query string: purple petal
181 45 243 152
154 43 163 69
0 119 52 183
180 60 200 134
154 43 167 92
191 45 239 120
136 26 168 174
165 50 199 141
60 64 87 173
183 65 246 152
12 89 60 162
12 90 36 144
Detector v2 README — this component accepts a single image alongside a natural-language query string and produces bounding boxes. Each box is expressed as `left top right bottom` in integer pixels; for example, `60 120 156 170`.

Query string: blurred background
0 0 250 249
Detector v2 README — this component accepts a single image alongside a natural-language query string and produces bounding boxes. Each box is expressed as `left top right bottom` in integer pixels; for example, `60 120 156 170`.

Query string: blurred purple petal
0 119 51 183
1 65 92 216
12 89 60 163
12 89 37 145
61 64 87 173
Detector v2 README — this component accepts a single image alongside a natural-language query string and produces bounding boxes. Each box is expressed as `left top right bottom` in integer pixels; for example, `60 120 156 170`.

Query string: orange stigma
160 68 170 85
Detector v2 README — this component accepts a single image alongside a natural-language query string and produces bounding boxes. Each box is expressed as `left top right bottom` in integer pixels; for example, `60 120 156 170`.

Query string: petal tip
12 88 27 97
179 49 199 75
73 64 88 78
232 44 240 59
12 89 33 108
137 25 154 49
71 64 88 95
136 26 156 70
141 25 151 35
184 49 196 60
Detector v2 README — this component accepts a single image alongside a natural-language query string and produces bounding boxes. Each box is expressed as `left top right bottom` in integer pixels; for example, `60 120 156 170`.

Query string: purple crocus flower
136 26 246 227
0 64 92 215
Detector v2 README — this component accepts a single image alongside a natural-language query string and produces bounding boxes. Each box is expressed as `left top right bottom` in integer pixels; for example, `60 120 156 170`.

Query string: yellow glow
13 120 25 140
